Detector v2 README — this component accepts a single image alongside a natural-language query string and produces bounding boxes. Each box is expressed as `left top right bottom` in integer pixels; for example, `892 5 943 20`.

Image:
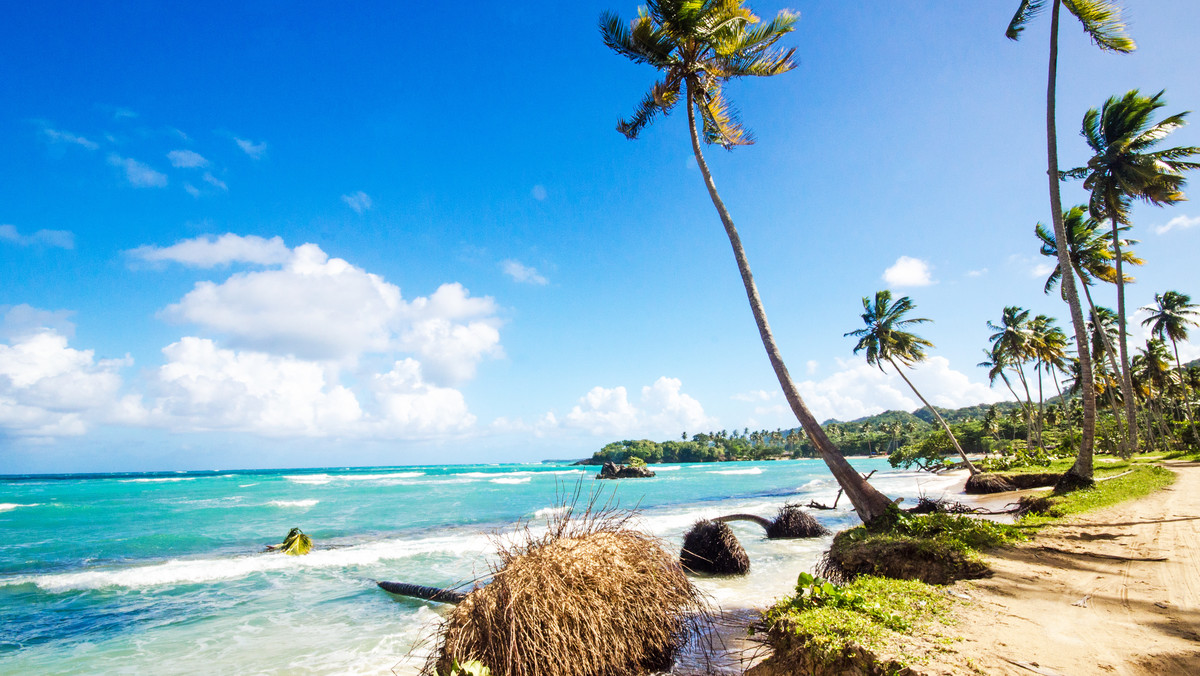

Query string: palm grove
600 0 1198 523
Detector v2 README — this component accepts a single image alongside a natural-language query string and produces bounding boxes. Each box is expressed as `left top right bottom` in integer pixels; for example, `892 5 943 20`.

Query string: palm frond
1063 0 1136 52
617 77 682 140
1006 0 1046 41
696 81 752 148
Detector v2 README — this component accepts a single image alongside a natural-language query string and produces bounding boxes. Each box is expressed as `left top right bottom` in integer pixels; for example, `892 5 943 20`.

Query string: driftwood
806 470 875 510
377 580 467 604
713 513 772 529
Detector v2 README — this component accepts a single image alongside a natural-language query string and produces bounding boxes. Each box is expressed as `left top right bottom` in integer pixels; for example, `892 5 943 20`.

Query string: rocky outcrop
595 461 656 479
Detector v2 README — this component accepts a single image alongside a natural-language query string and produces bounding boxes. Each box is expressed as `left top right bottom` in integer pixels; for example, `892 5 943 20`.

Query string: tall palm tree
1141 290 1200 442
846 290 979 474
1068 89 1200 453
987 306 1038 446
600 1 893 521
1006 0 1135 484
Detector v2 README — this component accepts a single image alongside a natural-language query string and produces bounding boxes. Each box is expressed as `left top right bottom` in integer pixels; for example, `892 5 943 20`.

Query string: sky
2 1 1199 474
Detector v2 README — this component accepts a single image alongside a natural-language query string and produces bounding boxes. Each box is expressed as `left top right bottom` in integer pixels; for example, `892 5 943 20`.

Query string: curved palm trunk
1078 276 1129 452
888 358 979 475
377 580 466 604
1046 0 1097 480
1110 215 1138 453
684 81 893 523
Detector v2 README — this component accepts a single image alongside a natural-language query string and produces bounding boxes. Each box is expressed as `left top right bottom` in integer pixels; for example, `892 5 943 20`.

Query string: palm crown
845 290 934 370
1035 205 1140 293
600 0 797 148
1141 291 1199 345
1068 90 1200 223
1005 0 1134 52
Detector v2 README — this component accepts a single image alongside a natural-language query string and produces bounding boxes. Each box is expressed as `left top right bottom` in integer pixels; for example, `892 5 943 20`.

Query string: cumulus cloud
129 234 291 268
1155 214 1199 235
40 126 98 151
501 259 548 285
731 389 774 403
1031 262 1055 278
234 137 267 159
564 377 712 437
0 225 74 249
531 185 548 201
882 256 934 287
1 305 75 340
108 154 168 188
342 191 372 214
145 236 501 383
966 268 988 278
167 149 209 168
0 329 139 438
202 172 228 191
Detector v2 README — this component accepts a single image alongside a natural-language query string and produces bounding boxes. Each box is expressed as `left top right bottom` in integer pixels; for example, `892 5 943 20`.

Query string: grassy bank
754 462 1178 673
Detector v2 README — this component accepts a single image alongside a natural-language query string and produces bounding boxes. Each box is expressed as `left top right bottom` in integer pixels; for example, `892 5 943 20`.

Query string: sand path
948 460 1200 675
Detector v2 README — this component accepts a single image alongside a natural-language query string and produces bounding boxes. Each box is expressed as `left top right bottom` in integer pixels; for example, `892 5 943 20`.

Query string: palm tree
1068 89 1200 453
1141 290 1200 442
601 1 893 521
1006 0 1135 484
846 291 979 474
987 307 1039 446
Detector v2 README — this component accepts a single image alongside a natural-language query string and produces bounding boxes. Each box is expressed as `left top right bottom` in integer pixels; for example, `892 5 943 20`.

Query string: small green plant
442 660 491 676
626 456 647 468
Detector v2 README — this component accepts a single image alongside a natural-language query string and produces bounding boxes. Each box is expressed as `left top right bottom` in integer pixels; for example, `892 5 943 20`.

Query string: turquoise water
0 458 960 674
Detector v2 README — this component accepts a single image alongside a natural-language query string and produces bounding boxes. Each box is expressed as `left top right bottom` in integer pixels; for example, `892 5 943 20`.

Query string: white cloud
1031 262 1055 278
794 356 1006 422
129 234 291 268
0 225 74 249
564 377 712 437
0 330 138 438
153 239 501 383
806 360 819 375
1155 214 1199 235
202 172 228 191
369 359 475 435
731 389 774 403
882 256 934 287
342 191 372 214
108 154 168 188
151 337 362 437
184 183 201 198
501 259 548 285
40 127 98 151
167 149 209 168
234 137 267 159
531 185 548 201
966 268 987 278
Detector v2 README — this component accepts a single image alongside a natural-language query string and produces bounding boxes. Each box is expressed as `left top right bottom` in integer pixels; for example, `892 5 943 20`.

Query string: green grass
760 576 953 667
1017 464 1176 529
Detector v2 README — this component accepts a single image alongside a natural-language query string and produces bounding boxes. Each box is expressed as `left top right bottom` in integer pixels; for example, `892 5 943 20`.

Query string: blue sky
3 1 1199 473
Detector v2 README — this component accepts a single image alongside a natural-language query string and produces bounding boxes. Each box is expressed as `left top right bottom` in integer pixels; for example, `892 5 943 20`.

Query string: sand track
950 461 1200 675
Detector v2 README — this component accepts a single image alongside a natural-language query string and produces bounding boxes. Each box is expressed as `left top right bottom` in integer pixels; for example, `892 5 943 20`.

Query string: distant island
576 400 1027 466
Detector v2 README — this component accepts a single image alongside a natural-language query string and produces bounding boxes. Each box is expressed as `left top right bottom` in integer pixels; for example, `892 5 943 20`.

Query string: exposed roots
964 473 1016 494
1053 470 1096 493
429 488 708 676
765 504 830 539
680 519 751 576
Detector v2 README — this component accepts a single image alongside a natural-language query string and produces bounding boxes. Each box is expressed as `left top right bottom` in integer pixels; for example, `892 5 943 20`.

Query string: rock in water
596 461 656 479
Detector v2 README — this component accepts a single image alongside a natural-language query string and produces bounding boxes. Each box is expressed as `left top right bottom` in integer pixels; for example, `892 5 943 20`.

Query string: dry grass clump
430 492 707 676
680 519 751 576
765 504 830 539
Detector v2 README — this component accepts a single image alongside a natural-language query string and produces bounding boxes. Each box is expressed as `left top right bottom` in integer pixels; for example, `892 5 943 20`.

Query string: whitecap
533 506 569 519
708 467 763 475
490 477 531 485
653 466 682 471
118 477 196 483
283 474 333 485
0 503 40 512
268 499 318 508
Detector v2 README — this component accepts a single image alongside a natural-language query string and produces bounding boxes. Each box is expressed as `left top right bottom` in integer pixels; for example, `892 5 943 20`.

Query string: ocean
0 458 961 674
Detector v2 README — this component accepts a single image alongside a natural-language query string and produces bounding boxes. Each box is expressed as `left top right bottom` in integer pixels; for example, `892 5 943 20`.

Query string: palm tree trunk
888 358 979 474
1015 363 1038 450
1078 275 1128 453
1046 0 1097 480
1110 214 1138 453
684 81 893 523
1036 362 1047 451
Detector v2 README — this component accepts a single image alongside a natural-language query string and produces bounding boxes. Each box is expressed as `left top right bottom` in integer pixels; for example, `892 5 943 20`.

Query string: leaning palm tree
1141 290 1200 442
601 1 892 521
846 290 979 474
1006 0 1135 484
1067 89 1200 453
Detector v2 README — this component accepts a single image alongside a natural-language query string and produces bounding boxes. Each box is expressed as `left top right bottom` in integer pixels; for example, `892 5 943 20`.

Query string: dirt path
948 461 1200 675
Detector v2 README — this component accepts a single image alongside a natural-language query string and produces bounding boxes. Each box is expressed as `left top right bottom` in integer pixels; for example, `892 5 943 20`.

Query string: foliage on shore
1016 463 1175 527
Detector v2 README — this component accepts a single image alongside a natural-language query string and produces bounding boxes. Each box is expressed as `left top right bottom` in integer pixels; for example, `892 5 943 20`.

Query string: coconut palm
846 291 979 474
1067 90 1200 453
987 307 1039 446
1141 290 1200 441
1006 0 1135 484
601 1 893 521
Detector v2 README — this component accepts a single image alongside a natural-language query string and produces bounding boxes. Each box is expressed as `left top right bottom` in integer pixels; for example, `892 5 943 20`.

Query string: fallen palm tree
377 581 466 604
715 503 830 538
428 499 707 676
680 519 750 575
